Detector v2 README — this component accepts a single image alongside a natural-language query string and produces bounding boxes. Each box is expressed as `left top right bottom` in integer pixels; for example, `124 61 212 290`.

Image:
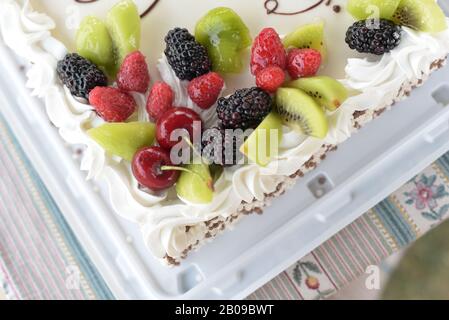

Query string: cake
1 0 448 266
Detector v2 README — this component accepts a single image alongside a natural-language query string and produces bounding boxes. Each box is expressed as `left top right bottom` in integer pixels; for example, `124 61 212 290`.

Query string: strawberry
188 72 224 109
146 82 174 121
256 66 285 93
117 51 150 93
89 87 136 122
287 48 322 79
250 28 286 76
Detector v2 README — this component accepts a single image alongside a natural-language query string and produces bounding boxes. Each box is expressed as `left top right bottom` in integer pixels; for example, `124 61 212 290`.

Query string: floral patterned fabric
404 174 449 223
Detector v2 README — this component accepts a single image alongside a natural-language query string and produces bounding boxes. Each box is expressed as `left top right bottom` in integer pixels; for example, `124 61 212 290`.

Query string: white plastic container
2 19 449 300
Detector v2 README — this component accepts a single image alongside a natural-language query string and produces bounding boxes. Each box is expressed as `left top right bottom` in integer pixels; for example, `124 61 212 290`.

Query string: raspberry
146 82 174 121
117 51 150 93
188 72 225 110
255 66 285 93
250 28 286 76
287 48 321 79
89 87 136 122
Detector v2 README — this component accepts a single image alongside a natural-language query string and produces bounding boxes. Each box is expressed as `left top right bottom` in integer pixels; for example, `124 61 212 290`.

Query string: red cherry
132 146 180 191
156 107 202 150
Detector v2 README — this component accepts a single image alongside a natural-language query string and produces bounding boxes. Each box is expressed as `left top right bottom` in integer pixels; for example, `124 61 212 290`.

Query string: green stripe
373 200 416 247
364 213 395 256
332 237 361 276
279 272 298 299
313 249 343 287
436 153 449 179
319 243 351 285
436 152 449 173
271 277 285 299
345 225 371 267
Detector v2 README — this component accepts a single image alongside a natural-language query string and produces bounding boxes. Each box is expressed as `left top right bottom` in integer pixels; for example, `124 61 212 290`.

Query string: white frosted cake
1 0 448 265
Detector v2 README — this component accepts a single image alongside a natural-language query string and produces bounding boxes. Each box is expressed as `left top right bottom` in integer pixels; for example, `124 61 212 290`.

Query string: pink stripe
0 144 86 300
258 286 270 300
353 219 379 261
0 151 76 299
262 287 271 300
249 288 260 300
342 227 371 268
316 244 347 283
275 273 294 300
336 230 366 273
0 152 64 299
311 251 338 290
267 281 282 300
283 271 304 299
352 221 383 262
0 151 49 299
348 222 379 262
328 238 357 280
0 256 21 299
262 285 273 300
0 194 44 299
251 287 263 300
360 217 390 257
268 277 284 300
348 224 377 266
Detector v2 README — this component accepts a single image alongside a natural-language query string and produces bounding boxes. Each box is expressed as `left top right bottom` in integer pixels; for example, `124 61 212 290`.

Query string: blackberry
164 28 212 81
56 53 107 99
217 87 272 130
200 127 244 167
345 19 402 55
165 28 195 46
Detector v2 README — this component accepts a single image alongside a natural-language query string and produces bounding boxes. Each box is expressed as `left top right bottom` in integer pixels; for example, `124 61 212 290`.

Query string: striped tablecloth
1 110 449 300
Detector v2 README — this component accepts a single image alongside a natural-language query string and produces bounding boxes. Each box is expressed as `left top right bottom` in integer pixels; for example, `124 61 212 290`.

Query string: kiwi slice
195 7 252 73
275 88 328 139
106 0 141 75
87 122 155 161
283 22 326 60
240 112 283 167
176 163 214 204
347 0 401 20
76 16 115 77
287 76 349 111
392 0 447 33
